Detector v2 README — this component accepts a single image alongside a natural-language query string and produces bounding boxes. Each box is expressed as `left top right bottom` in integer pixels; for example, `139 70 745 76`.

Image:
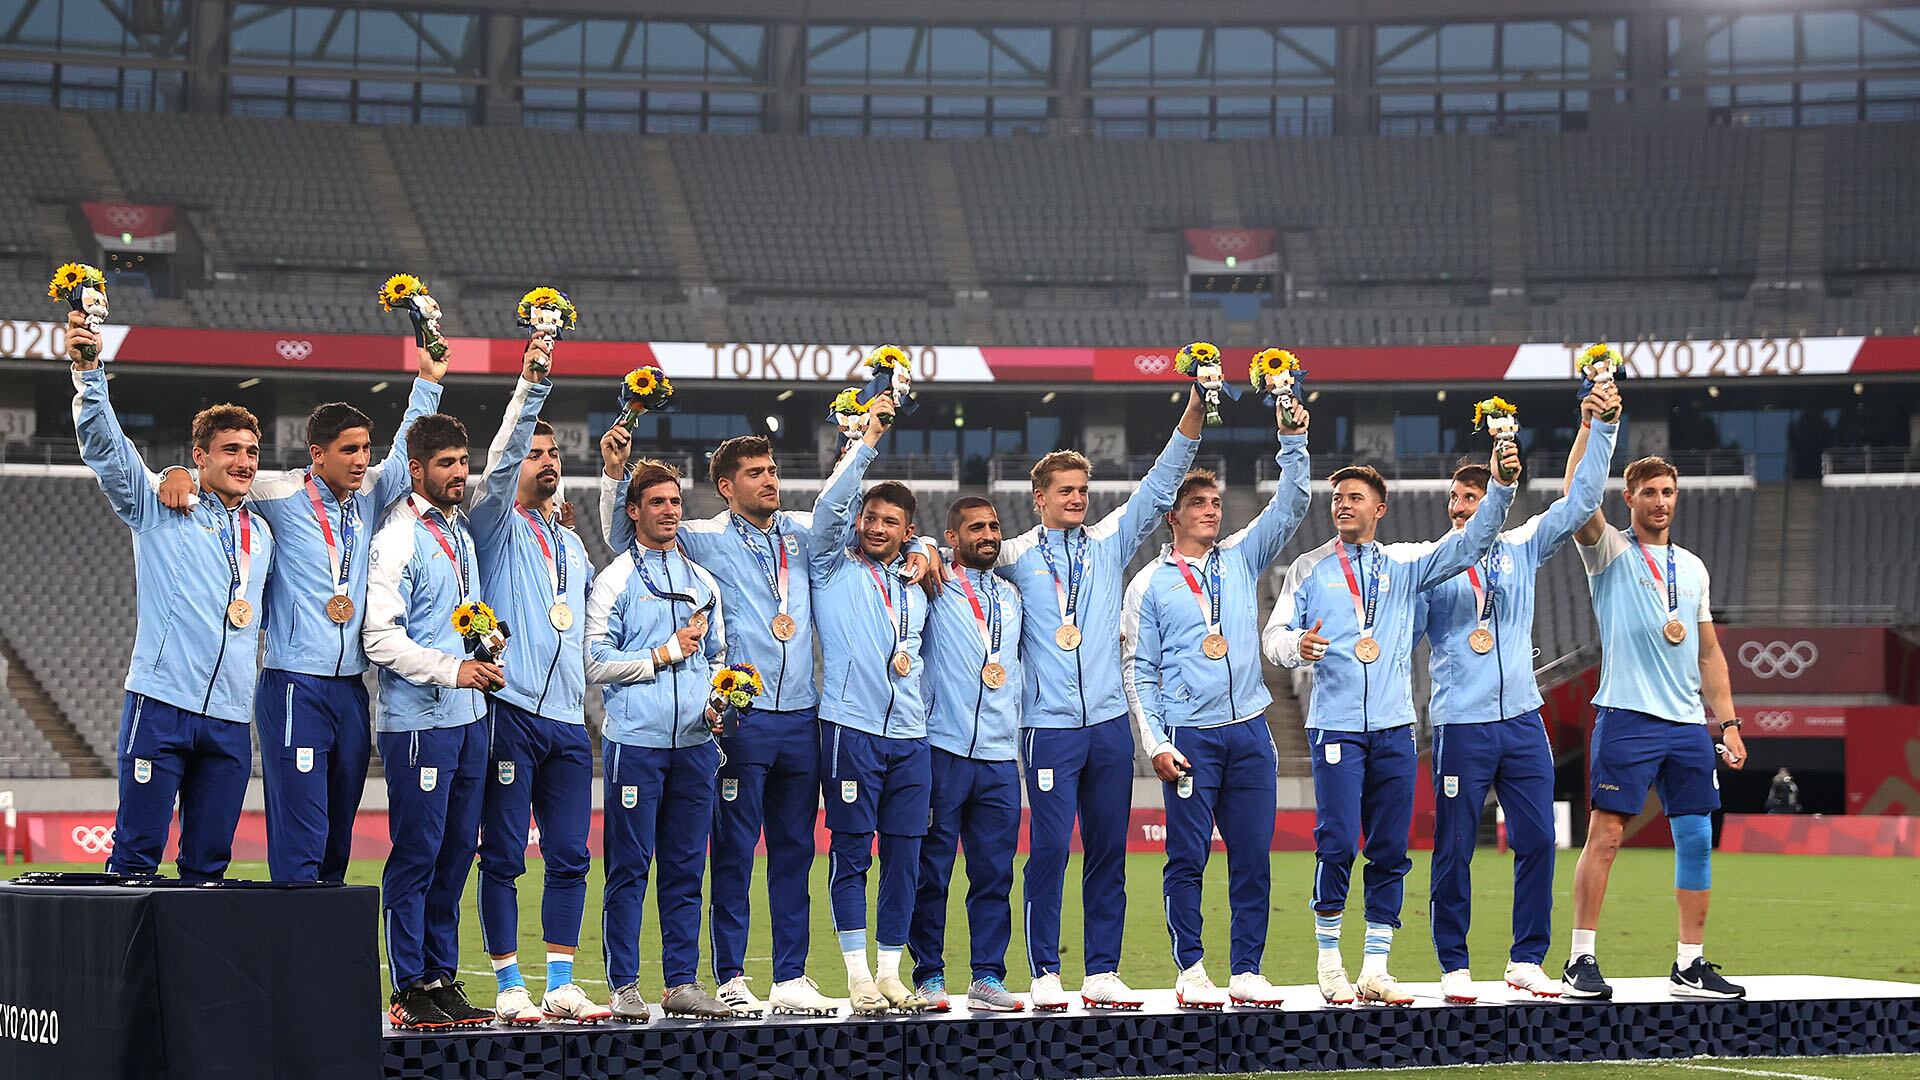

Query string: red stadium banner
1717 812 1920 856
1184 228 1279 274
80 202 177 254
1717 626 1890 696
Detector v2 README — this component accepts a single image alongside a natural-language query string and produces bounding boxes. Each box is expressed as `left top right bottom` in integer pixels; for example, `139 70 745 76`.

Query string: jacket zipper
333 501 349 677
202 502 235 715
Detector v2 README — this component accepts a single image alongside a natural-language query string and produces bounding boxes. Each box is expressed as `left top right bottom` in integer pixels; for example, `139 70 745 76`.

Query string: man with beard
68 311 276 882
364 405 504 1030
467 340 610 1024
908 497 1025 1012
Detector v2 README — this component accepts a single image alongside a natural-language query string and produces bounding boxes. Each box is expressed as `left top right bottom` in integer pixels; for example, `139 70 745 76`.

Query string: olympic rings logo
276 339 314 361
1737 640 1819 679
104 205 147 231
1210 232 1251 253
70 825 115 854
1752 710 1794 731
1134 354 1172 374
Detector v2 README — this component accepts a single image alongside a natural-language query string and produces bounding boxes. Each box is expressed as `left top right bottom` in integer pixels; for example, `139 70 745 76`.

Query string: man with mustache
598 393 930 1017
465 340 610 1024
67 311 276 883
1262 440 1520 1007
1122 397 1311 1009
157 348 445 885
364 401 504 1031
588 458 734 1022
907 497 1025 1013
1412 382 1619 1005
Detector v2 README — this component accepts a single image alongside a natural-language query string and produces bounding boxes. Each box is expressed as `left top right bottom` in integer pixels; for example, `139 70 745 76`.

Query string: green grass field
10 849 1920 1078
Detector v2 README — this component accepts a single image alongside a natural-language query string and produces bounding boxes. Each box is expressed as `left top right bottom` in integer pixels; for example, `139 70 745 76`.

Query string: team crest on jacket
296 747 314 774
1324 744 1341 765
498 760 516 785
134 758 152 784
622 785 638 809
1037 768 1054 792
1176 775 1194 800
419 767 439 792
722 778 739 802
841 780 859 804
784 535 801 556
1443 775 1459 798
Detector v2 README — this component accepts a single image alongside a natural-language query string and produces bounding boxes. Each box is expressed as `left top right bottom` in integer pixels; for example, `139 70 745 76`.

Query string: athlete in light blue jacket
1262 441 1518 1007
158 352 446 885
1122 401 1311 1009
994 386 1204 1011
69 316 274 883
587 457 735 1022
1413 385 1618 1004
362 411 502 1031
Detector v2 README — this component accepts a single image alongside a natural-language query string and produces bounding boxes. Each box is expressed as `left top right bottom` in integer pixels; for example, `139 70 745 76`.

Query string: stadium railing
1822 447 1920 477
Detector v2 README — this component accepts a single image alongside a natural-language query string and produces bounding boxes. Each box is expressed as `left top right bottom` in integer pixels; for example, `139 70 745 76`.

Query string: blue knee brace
1671 814 1712 891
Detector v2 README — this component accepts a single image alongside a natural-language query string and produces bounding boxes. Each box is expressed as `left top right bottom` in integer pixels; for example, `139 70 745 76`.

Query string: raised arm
1228 425 1312 572
362 526 462 688
1528 417 1618 563
470 371 552 539
585 559 659 685
1567 382 1620 546
1120 569 1172 759
1113 390 1204 555
70 365 164 531
1411 477 1516 591
366 364 447 509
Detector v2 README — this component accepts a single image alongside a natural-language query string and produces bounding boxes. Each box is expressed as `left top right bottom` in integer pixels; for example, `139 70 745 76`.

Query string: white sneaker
1356 972 1414 1006
495 985 544 1025
541 982 612 1023
1504 961 1562 999
1441 969 1478 1004
1079 971 1144 1010
768 976 839 1017
848 978 889 1016
1228 971 1286 1009
716 975 765 1017
1029 972 1071 1012
1317 957 1356 1005
1173 962 1227 1010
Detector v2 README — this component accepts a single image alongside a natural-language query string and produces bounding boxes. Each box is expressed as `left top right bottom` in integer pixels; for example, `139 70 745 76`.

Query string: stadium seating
0 685 67 779
0 106 86 258
1824 125 1920 273
1818 485 1920 610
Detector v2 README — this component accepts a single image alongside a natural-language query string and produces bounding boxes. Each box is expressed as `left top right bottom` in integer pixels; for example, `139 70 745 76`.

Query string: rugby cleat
388 984 458 1030
768 976 840 1017
1441 969 1478 1004
541 982 611 1023
1228 972 1287 1009
608 982 652 1023
715 975 765 1018
1504 962 1562 999
1670 957 1746 1000
877 975 931 1013
1080 971 1145 1010
494 985 544 1025
661 982 734 1019
1355 973 1414 1006
1561 955 1613 1000
1317 958 1356 1005
1173 962 1228 1010
425 979 494 1027
1028 972 1072 1012
847 978 890 1016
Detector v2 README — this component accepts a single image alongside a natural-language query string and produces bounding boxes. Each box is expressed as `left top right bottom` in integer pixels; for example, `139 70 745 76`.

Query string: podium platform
383 974 1920 1079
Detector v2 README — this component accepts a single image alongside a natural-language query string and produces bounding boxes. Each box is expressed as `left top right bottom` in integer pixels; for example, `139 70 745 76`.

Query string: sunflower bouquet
1576 342 1623 421
858 344 918 422
1473 396 1521 482
452 600 510 665
48 263 109 362
516 286 577 374
378 273 448 361
828 386 872 449
1174 341 1238 426
708 662 764 736
616 365 674 432
1249 348 1306 428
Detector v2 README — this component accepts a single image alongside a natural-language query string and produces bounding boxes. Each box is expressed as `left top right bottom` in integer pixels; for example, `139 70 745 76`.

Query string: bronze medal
690 610 709 635
1355 636 1381 664
982 662 1007 689
1468 628 1494 654
1055 624 1082 651
1664 619 1688 645
549 602 574 632
325 594 356 625
226 598 253 629
891 651 913 677
1202 633 1229 660
771 612 798 641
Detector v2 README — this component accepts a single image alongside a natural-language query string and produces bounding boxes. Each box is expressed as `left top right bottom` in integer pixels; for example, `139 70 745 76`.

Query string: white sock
1677 941 1703 967
843 948 873 984
1570 928 1597 959
876 947 903 981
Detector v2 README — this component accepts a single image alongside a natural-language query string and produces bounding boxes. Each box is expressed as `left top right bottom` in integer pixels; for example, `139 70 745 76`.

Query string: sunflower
517 286 578 330
831 387 871 416
378 273 427 312
1174 341 1220 377
1472 396 1519 432
452 609 474 635
1248 348 1302 391
625 367 659 397
864 344 911 374
713 671 739 695
47 262 104 300
452 600 497 638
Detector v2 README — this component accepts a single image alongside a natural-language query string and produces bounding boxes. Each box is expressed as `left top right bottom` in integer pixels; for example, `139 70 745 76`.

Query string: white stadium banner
648 342 994 384
1504 337 1864 381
